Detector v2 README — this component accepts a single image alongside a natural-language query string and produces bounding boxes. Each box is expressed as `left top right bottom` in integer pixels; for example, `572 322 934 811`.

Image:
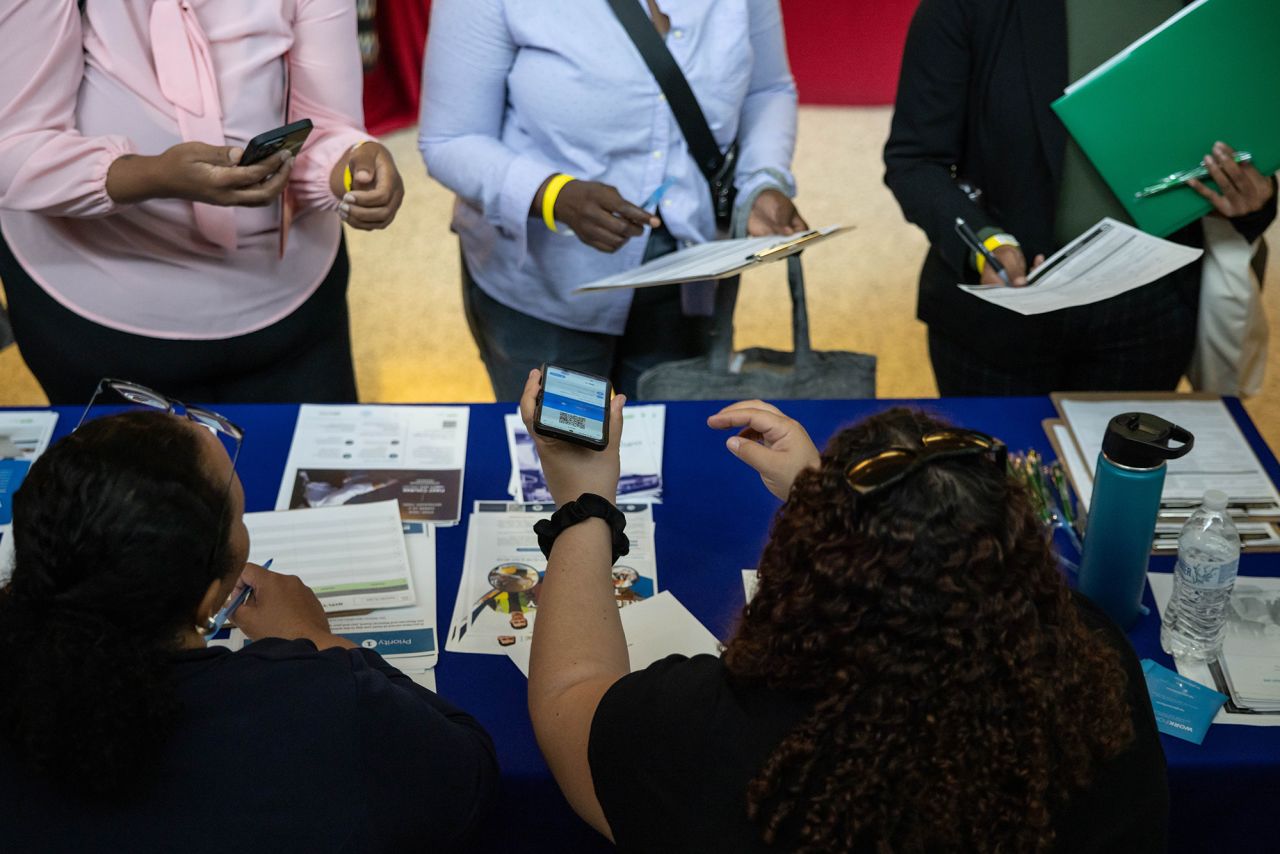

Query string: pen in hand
954 217 1012 287
204 558 270 640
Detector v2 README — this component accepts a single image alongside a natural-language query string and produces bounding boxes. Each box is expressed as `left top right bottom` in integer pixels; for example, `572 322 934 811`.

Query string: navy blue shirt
0 638 498 853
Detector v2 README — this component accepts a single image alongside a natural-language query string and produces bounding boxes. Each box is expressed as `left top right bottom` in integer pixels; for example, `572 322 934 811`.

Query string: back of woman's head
0 411 233 800
724 407 1133 853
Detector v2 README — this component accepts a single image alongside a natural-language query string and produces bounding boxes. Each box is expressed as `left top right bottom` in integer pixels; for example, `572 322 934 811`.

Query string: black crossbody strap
604 0 725 181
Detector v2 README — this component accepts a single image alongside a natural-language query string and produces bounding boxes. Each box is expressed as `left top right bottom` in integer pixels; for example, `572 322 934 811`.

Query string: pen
1136 151 1253 198
205 558 270 640
1026 222 1110 285
640 179 674 211
954 217 1011 287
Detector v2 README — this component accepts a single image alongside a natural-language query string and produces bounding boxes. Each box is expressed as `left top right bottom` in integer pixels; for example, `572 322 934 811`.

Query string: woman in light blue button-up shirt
420 0 805 399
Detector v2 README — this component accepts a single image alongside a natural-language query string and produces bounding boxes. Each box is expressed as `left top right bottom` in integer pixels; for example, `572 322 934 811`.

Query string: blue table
35 398 1278 852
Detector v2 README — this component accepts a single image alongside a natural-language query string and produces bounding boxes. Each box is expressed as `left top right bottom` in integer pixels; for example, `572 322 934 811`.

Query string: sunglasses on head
844 429 1008 497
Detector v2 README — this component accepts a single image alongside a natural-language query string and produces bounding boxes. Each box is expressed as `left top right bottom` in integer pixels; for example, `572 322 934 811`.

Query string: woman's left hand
331 141 405 230
747 188 808 236
1186 141 1276 218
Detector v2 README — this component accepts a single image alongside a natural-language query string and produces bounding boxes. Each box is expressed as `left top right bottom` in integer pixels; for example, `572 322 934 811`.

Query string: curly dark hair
0 412 234 800
723 407 1134 852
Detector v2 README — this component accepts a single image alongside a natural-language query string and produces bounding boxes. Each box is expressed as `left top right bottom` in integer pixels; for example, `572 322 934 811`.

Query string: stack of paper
1149 572 1280 725
276 404 470 526
0 412 60 584
447 502 659 665
506 591 721 677
504 405 665 504
212 500 439 689
1048 396 1280 551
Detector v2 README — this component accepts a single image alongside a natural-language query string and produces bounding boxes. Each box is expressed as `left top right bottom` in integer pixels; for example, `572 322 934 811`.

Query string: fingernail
339 203 350 214
343 193 355 204
727 437 742 453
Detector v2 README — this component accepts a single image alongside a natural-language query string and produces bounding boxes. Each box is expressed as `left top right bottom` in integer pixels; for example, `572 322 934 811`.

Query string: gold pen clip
749 230 819 262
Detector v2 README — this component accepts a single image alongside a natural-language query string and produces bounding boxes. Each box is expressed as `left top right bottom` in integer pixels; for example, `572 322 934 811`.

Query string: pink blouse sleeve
287 0 375 214
0 1 136 218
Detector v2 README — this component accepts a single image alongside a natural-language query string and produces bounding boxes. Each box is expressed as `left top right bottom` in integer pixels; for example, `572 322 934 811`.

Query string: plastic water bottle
1160 490 1241 661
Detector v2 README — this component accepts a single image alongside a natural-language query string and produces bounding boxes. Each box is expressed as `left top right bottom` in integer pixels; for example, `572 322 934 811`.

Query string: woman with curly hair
0 405 497 851
521 373 1167 853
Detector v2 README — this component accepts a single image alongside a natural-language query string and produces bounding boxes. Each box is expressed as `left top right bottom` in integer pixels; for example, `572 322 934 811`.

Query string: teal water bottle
1078 413 1194 628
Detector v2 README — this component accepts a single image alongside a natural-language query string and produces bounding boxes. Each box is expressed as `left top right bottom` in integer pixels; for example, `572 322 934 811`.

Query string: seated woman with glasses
0 383 498 850
519 376 1168 852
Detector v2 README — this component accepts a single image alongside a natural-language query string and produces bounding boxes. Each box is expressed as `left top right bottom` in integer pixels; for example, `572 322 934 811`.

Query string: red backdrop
363 0 920 135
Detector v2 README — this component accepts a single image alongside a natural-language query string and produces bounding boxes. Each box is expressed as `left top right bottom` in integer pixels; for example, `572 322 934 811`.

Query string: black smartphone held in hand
533 365 611 451
239 119 313 166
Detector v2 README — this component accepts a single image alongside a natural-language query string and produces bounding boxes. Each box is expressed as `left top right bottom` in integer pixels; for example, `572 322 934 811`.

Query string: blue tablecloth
34 398 1279 852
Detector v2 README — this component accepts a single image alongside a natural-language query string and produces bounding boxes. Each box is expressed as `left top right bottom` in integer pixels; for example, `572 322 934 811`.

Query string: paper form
575 226 849 292
506 591 721 676
1058 398 1280 515
1149 572 1280 725
959 218 1201 315
329 528 439 667
244 500 416 613
276 404 469 525
505 405 665 504
448 502 658 655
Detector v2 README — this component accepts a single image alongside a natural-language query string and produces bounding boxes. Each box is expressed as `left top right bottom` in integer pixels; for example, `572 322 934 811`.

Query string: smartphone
533 365 611 451
238 119 313 166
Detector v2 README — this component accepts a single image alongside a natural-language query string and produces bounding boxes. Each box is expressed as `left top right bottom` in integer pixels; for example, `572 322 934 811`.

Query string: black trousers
461 227 711 401
1 232 358 405
928 279 1199 395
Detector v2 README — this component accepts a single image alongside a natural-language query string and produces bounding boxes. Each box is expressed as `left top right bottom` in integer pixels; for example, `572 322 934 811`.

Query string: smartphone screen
538 366 609 445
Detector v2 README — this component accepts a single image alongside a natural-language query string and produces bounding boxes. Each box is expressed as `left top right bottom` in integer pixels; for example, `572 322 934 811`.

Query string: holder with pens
1008 451 1084 574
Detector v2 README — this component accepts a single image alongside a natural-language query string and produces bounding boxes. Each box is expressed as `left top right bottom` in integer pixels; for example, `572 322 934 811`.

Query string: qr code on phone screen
558 412 587 429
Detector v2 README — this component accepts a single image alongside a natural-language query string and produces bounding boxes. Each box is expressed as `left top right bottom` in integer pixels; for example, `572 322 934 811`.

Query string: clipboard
574 225 853 293
1045 393 1280 553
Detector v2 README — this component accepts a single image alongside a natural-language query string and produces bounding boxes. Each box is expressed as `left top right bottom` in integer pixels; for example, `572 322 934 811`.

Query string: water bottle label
1175 557 1239 590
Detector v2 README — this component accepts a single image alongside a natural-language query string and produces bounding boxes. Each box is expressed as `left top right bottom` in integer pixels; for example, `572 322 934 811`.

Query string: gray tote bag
636 253 876 401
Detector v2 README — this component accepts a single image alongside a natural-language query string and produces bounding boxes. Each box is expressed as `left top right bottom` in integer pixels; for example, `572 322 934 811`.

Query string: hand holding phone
520 367 623 505
239 119 313 167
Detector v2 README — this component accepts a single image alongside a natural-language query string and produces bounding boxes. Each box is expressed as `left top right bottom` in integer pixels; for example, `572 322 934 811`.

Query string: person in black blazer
884 0 1276 395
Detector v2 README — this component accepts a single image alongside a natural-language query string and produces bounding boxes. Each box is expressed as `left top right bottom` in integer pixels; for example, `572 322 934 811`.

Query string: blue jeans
461 227 711 401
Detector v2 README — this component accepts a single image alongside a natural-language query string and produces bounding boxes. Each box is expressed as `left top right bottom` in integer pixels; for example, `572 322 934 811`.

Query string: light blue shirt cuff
498 154 558 267
737 167 795 200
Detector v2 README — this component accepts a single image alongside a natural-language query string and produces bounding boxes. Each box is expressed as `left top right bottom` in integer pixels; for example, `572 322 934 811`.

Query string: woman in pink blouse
0 1 404 404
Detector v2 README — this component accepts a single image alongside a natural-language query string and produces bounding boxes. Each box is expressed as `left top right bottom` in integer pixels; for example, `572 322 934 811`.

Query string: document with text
960 218 1201 315
276 404 469 525
244 500 416 613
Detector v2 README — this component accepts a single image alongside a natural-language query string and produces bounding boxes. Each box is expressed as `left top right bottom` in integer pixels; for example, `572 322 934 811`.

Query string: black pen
954 217 1011 287
1027 222 1111 285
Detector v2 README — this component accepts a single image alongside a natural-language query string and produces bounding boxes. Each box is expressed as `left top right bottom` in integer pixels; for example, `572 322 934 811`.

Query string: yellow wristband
342 140 373 194
541 174 577 232
974 233 1020 275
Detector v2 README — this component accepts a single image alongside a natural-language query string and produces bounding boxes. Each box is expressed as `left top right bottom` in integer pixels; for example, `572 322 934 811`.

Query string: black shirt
588 593 1168 853
0 639 499 853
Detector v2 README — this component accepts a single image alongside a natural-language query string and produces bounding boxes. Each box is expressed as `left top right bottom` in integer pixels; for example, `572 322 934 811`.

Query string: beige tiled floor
2 107 1277 450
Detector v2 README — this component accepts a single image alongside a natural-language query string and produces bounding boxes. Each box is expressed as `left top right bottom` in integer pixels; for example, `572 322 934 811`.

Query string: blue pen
640 179 674 211
205 558 271 640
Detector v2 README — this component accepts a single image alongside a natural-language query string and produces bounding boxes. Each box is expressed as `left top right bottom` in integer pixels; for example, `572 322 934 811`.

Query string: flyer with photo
276 405 469 525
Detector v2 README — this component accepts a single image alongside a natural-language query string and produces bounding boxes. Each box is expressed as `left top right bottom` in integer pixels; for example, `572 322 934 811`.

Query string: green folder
1051 0 1280 237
